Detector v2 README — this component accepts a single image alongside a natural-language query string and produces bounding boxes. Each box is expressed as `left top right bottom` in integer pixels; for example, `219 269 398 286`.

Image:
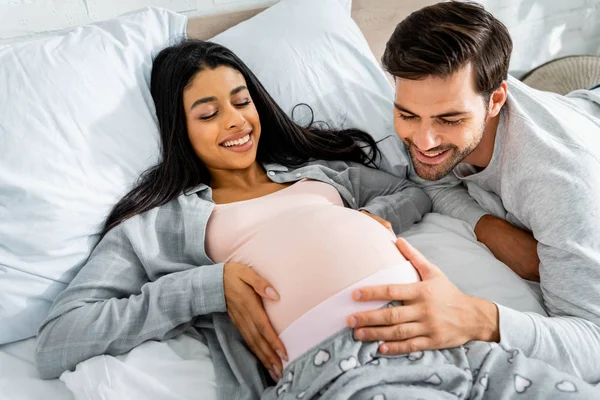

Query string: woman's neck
209 161 269 191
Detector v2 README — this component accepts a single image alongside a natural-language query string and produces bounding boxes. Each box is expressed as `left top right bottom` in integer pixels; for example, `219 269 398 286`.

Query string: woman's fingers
252 303 288 362
224 262 287 379
241 308 283 378
240 264 280 301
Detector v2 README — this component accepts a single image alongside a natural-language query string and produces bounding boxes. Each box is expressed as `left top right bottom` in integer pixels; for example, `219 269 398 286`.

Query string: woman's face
183 66 261 173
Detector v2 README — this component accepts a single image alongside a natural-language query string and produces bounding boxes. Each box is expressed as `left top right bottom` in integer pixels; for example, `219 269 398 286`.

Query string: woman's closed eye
200 112 218 121
234 100 252 108
199 101 251 121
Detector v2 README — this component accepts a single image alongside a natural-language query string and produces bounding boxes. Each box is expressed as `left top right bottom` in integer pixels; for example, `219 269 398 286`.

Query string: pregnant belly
229 205 419 335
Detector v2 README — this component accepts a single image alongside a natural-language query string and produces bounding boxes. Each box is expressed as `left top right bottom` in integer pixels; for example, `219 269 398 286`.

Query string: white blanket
61 334 216 400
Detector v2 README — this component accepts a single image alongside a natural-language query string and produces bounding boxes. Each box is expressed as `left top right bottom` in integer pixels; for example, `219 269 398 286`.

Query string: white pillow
0 7 187 344
339 0 352 13
403 214 546 315
210 0 546 314
212 0 411 176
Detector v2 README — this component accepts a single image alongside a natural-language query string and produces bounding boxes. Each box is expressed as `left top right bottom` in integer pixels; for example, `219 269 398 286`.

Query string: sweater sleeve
496 150 600 382
408 163 487 229
36 222 226 379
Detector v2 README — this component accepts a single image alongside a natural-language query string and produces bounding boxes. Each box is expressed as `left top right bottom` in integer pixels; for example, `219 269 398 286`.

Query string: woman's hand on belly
223 262 288 380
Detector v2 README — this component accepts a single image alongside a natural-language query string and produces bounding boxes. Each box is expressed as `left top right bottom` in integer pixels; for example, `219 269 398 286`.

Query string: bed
0 213 545 400
0 1 546 399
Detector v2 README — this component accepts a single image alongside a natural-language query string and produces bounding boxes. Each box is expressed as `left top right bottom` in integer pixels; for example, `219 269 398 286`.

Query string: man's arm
349 236 600 382
492 152 600 382
410 164 541 280
408 163 487 228
475 215 540 281
353 154 600 382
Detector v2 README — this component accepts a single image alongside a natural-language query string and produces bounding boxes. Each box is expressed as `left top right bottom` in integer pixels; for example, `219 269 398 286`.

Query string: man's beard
408 143 471 181
407 121 486 181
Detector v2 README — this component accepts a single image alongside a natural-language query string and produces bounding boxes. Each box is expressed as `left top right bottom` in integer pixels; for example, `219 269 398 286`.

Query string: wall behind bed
1 0 599 77
478 0 600 78
0 0 278 41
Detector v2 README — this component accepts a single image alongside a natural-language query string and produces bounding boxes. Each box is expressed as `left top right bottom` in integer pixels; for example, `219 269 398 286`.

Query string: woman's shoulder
116 192 212 235
304 158 357 171
98 192 213 265
305 159 382 176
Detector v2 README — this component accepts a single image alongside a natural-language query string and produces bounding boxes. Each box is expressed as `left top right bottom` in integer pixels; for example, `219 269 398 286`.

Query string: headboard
186 0 436 65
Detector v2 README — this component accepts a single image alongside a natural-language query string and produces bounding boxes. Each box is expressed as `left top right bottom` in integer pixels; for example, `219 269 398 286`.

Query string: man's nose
413 124 441 151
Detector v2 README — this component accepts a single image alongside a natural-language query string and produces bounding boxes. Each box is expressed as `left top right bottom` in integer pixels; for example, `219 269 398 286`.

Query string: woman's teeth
222 134 250 147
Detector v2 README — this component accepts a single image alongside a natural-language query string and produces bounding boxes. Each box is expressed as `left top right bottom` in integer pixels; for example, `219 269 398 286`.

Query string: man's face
393 64 489 181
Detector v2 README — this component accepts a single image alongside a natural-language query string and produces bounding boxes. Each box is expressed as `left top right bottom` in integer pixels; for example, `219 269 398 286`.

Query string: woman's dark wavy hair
103 39 381 234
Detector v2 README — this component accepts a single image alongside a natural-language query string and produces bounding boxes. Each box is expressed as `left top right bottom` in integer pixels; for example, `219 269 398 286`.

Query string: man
348 1 600 383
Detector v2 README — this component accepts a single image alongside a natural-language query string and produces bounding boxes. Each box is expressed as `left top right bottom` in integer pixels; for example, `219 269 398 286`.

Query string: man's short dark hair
382 1 513 97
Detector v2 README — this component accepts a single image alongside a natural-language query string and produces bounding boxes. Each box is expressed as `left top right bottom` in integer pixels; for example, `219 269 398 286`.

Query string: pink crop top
206 180 419 362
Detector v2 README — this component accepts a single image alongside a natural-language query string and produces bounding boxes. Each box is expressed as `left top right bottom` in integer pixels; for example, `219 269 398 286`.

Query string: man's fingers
353 282 422 302
239 266 280 301
354 322 427 342
396 238 439 280
348 305 421 328
379 337 433 355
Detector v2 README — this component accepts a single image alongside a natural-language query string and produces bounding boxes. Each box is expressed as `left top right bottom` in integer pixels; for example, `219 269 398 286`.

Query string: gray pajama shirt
35 159 431 400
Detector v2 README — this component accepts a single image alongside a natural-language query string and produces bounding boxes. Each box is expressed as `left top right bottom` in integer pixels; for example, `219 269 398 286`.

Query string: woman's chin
225 155 260 171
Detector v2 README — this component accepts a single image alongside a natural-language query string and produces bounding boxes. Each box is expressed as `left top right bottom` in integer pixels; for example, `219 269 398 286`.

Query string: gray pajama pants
262 322 598 399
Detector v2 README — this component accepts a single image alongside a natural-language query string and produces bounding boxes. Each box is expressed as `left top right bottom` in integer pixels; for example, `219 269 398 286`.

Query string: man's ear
487 80 508 118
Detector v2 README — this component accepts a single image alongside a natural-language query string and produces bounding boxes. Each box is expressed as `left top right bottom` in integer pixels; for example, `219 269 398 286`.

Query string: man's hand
347 238 500 354
475 214 540 281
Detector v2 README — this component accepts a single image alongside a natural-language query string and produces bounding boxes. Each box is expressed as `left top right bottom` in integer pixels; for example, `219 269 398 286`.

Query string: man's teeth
223 134 250 147
422 150 445 157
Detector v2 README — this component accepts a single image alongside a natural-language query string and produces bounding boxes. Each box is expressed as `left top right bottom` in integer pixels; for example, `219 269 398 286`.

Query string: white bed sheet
0 338 73 400
1 214 546 400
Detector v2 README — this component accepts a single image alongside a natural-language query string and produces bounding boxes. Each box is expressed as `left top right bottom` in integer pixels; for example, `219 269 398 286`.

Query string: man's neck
463 112 501 169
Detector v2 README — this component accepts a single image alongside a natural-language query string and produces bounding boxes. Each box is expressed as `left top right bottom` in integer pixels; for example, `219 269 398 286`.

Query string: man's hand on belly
346 238 501 355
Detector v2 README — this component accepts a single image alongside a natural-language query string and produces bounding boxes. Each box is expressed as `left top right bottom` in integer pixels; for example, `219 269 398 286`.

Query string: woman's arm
35 223 226 379
343 162 432 234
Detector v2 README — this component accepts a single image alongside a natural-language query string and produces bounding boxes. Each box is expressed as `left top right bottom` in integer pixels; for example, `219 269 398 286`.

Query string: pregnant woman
36 41 599 400
35 39 428 386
